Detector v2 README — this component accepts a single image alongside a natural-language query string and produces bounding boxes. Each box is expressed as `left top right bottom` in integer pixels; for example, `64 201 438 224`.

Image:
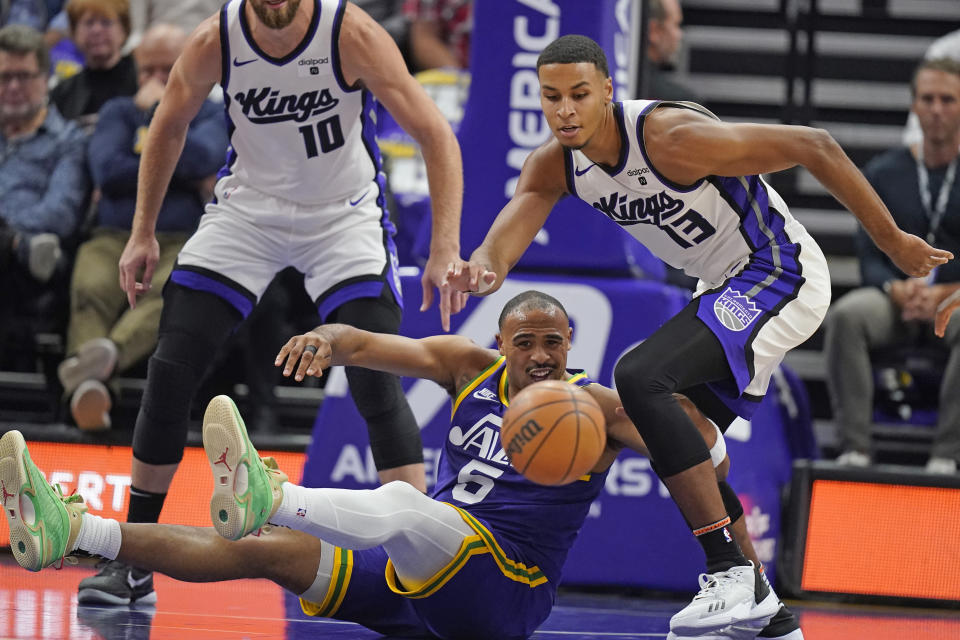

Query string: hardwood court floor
1 553 958 639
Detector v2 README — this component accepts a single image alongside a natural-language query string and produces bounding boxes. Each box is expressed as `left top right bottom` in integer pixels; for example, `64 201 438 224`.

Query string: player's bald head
499 291 569 330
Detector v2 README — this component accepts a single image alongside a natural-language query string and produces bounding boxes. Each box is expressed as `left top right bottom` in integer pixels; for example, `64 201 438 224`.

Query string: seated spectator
50 0 136 130
904 29 960 147
58 23 226 431
124 0 221 51
641 0 703 105
0 23 88 368
824 58 960 474
403 0 471 71
1 0 64 30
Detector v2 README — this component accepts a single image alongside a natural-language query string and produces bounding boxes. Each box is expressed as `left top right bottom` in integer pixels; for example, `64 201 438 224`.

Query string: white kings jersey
565 100 809 288
219 0 379 205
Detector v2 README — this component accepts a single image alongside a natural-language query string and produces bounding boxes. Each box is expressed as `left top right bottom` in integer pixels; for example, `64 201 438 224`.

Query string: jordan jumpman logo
214 448 232 472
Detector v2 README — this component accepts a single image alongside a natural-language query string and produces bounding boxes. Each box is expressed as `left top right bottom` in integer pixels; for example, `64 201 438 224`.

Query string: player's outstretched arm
338 4 464 331
276 324 494 393
643 107 952 278
449 142 568 297
119 14 221 308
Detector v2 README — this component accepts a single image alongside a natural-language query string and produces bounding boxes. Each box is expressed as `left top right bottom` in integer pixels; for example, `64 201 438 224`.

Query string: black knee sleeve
613 347 711 477
718 480 745 522
680 384 737 432
327 288 423 470
612 302 734 478
346 365 424 469
132 284 242 465
132 355 200 465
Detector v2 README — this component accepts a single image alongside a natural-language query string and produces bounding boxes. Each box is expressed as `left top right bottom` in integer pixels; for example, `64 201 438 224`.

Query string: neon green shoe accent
0 430 86 572
203 396 287 540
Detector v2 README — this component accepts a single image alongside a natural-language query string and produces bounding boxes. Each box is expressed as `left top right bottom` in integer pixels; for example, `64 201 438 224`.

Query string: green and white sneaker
0 430 86 571
202 396 287 540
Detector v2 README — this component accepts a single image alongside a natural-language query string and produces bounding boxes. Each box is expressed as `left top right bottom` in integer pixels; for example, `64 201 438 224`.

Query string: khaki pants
823 285 960 460
67 228 189 373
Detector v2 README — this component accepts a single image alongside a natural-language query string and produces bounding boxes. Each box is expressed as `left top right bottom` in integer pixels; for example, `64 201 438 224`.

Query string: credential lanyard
916 142 958 245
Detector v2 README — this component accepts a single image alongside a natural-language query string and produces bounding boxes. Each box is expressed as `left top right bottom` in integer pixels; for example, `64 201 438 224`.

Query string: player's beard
252 0 301 29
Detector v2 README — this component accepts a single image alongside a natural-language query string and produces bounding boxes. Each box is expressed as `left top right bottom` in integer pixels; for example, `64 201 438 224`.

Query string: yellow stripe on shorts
299 547 354 618
451 505 548 587
385 534 489 599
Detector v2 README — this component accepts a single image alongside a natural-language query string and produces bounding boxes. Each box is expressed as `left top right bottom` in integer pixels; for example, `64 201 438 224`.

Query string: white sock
73 513 122 560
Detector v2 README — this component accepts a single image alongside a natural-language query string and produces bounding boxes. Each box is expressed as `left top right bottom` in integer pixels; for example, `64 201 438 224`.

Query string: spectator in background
641 0 703 105
0 1 78 83
825 58 960 474
0 23 88 366
403 0 470 71
1 0 64 30
124 0 220 50
904 29 960 147
58 23 226 431
51 0 136 129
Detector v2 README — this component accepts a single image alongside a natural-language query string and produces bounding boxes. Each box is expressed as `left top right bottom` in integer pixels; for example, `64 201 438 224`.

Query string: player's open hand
276 332 332 381
935 288 960 338
421 250 467 332
118 232 160 309
885 231 952 278
445 260 497 298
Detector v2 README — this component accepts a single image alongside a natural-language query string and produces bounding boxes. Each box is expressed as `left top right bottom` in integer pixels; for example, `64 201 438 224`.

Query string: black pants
132 280 422 471
613 300 736 478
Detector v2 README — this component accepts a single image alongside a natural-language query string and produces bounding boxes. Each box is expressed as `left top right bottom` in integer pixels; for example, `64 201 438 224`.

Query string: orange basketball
501 380 607 486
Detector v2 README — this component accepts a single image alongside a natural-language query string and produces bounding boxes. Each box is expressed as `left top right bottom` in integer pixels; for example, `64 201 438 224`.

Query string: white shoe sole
77 588 131 606
203 395 255 541
0 431 43 571
671 579 780 636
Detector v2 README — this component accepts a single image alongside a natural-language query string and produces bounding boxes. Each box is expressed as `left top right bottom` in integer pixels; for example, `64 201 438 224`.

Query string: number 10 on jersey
298 115 345 158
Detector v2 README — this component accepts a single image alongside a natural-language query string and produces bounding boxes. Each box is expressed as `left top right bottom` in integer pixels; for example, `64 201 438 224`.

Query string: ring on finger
304 344 318 356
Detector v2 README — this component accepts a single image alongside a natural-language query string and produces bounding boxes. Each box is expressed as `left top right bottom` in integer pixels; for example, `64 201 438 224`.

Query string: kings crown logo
713 287 762 332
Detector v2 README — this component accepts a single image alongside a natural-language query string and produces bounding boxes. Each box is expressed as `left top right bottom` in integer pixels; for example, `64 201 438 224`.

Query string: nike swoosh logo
574 163 596 177
127 571 152 588
233 57 257 67
349 190 369 206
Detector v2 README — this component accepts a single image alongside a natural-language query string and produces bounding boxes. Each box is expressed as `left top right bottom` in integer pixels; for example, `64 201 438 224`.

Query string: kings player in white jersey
82 0 466 605
448 35 952 640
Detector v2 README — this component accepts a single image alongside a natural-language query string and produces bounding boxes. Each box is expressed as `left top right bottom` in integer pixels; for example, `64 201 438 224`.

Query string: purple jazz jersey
303 358 608 640
432 357 607 585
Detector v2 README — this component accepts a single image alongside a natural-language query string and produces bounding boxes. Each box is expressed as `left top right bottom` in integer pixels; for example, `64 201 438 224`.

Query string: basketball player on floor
83 0 467 604
446 35 952 639
5 291 733 640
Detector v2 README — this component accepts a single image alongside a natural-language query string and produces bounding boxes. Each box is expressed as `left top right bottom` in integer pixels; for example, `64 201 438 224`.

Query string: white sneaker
669 562 779 636
669 604 805 640
925 457 957 474
58 338 118 395
835 450 870 467
26 233 62 282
